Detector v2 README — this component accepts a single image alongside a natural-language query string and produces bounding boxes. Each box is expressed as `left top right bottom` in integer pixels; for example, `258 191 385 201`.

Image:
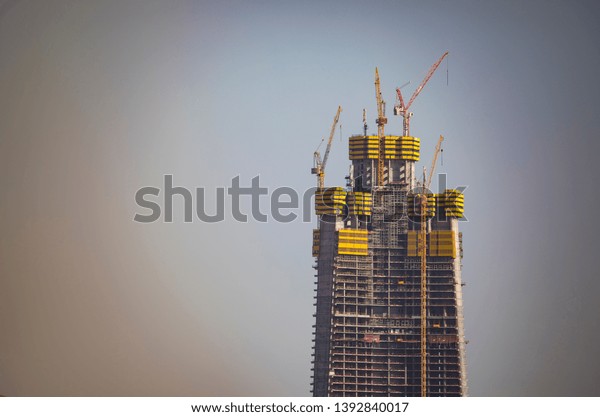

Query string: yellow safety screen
349 135 420 161
407 193 436 218
338 229 368 256
407 230 456 258
315 187 346 216
347 192 373 216
437 189 464 218
429 230 457 258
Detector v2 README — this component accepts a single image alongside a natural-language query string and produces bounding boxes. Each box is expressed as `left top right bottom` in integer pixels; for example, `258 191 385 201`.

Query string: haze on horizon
1 0 599 396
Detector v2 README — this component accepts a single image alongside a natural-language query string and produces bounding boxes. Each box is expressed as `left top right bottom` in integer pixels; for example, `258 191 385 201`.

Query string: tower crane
426 135 444 191
312 106 342 189
394 52 448 136
374 68 387 187
419 134 444 397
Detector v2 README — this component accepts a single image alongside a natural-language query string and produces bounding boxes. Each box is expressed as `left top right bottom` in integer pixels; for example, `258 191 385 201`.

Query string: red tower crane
394 52 448 137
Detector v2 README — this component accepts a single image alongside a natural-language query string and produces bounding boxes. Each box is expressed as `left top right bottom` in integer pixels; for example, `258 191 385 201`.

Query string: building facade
311 133 467 397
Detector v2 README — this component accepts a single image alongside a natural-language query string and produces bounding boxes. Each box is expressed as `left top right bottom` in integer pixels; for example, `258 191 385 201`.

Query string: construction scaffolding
311 182 467 396
311 59 467 397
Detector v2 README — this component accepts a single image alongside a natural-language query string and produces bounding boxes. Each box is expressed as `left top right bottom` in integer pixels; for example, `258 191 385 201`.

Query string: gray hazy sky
1 0 599 396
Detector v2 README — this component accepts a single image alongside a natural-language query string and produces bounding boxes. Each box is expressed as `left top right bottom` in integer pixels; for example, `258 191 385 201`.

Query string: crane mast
395 52 448 136
419 169 428 397
374 68 387 187
312 106 342 189
420 134 444 397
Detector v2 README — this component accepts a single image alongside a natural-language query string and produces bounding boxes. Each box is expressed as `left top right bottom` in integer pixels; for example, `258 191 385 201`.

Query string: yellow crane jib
312 106 342 189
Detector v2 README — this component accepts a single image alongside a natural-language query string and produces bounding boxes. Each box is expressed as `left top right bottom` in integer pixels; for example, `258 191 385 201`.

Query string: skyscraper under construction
310 54 467 397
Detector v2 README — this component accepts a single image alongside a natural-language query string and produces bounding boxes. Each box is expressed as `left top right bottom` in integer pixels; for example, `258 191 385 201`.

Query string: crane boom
321 105 342 171
406 52 448 111
375 68 387 186
426 135 444 190
312 106 342 189
395 52 448 136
